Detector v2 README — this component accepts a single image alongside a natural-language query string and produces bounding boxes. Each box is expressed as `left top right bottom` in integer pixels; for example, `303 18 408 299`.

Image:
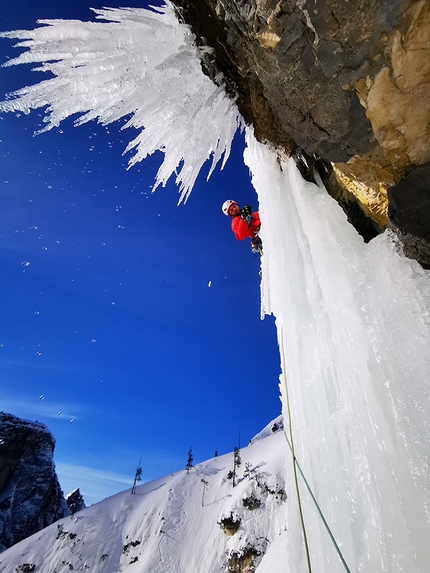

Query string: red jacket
231 212 261 240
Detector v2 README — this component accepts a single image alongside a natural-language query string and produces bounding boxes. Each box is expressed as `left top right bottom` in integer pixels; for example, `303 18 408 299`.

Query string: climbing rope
279 326 352 573
280 326 312 573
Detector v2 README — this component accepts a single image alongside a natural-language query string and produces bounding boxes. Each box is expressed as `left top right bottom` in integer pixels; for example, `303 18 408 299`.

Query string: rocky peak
0 412 70 552
65 488 86 514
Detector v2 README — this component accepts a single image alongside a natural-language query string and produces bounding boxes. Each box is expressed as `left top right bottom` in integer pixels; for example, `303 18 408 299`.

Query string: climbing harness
251 233 263 256
279 326 352 573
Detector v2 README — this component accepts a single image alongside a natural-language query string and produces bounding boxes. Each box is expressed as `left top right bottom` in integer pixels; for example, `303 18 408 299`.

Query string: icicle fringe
0 2 242 202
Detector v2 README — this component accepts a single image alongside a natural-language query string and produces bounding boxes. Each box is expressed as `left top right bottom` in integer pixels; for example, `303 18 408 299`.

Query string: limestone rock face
171 0 430 255
0 412 70 552
338 0 430 225
172 0 386 160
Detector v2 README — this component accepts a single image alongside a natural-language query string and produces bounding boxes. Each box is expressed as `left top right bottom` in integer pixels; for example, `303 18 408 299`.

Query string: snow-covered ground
1 3 430 571
0 419 290 573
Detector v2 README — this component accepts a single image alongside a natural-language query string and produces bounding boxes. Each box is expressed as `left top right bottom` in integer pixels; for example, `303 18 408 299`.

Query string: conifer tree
131 458 143 494
200 478 208 507
186 446 194 474
232 446 241 487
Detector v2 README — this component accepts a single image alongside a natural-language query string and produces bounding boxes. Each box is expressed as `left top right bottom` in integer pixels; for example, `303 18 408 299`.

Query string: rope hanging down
280 326 312 573
279 327 351 573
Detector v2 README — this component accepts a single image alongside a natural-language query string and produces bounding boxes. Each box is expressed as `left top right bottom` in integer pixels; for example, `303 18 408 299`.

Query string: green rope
279 327 351 573
280 329 312 573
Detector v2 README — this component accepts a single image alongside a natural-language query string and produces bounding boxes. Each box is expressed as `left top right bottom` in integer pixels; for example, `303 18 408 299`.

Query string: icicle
0 3 242 202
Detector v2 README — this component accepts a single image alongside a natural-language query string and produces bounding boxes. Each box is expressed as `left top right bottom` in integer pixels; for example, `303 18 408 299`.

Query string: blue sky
0 0 281 504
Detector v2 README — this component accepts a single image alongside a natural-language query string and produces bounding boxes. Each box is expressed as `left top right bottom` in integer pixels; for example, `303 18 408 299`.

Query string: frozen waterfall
1 3 430 572
245 132 430 572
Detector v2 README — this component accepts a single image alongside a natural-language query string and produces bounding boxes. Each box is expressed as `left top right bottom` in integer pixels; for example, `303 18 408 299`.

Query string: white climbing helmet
222 200 237 216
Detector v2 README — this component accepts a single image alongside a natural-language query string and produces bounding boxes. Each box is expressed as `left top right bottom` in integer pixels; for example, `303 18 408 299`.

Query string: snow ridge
0 422 289 573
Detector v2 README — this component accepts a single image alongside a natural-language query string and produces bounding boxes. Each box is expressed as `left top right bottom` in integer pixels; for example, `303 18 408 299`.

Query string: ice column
244 128 430 573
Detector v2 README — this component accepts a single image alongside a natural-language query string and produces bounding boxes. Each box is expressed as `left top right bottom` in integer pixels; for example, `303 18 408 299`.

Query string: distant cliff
65 488 86 514
171 0 430 265
0 412 70 552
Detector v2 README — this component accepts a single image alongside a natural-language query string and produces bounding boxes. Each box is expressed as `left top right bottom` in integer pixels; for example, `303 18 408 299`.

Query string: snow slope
0 418 290 573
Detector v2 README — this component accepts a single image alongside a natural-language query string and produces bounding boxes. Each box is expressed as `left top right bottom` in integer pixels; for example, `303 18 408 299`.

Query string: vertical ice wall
0 3 241 203
244 129 430 572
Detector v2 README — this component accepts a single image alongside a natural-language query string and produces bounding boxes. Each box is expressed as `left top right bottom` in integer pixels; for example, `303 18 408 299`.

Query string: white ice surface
245 130 430 572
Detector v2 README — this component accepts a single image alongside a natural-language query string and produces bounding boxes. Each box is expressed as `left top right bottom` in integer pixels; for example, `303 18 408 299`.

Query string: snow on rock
0 422 289 573
65 489 86 514
250 415 284 444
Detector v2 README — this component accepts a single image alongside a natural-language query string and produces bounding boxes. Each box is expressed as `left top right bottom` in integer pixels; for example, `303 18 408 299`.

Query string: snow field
0 420 291 573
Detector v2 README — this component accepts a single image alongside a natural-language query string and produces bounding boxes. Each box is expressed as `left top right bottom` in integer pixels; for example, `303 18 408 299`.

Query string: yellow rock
338 0 430 228
256 29 281 50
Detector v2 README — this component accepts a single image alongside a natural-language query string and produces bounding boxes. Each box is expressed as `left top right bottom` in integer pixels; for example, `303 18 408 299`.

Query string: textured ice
0 3 242 202
244 129 430 572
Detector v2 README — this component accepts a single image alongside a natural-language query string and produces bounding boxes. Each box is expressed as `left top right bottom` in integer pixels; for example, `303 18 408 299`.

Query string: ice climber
222 200 262 255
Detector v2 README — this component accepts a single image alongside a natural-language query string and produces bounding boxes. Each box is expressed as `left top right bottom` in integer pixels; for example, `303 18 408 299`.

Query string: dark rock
390 227 430 270
339 199 381 244
227 544 263 572
0 412 70 552
170 0 430 253
219 513 241 536
170 0 414 162
271 419 284 433
277 13 303 52
242 494 262 510
388 163 430 268
65 488 86 514
388 163 430 242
